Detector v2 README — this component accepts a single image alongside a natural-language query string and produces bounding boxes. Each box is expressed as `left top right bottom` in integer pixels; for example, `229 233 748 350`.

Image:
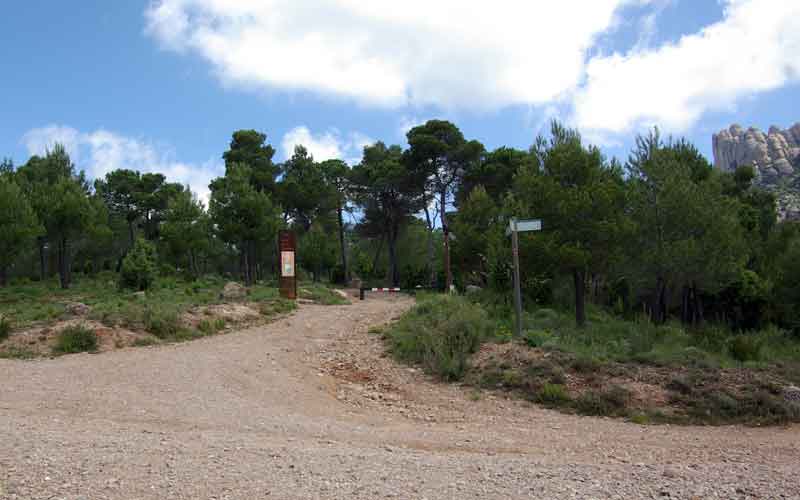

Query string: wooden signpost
279 230 297 300
507 218 542 337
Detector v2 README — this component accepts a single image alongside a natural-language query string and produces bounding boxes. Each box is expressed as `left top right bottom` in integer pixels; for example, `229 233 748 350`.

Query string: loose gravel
1 294 798 499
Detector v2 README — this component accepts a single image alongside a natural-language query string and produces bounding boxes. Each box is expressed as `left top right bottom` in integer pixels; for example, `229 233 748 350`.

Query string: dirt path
1 295 798 499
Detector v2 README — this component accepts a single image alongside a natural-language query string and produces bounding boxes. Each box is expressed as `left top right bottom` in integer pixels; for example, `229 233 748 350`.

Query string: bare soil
1 295 799 499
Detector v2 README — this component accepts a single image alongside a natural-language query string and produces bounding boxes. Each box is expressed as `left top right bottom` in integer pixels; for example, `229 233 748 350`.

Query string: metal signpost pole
507 218 541 338
511 219 523 338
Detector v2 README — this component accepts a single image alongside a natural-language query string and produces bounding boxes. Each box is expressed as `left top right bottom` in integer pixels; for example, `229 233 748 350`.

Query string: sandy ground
1 295 799 499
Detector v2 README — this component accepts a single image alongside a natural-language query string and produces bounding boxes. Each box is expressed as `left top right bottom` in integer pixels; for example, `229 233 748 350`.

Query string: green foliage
0 176 42 286
350 142 425 286
678 387 800 425
523 329 554 348
0 315 10 341
536 383 571 406
729 335 763 362
132 337 160 347
259 298 297 317
142 306 181 339
0 347 37 360
384 295 492 380
574 386 631 416
198 318 226 335
406 120 484 289
120 238 158 291
53 325 98 354
298 221 337 281
161 190 210 278
209 162 279 286
223 130 279 194
626 130 747 323
280 146 336 229
511 121 626 326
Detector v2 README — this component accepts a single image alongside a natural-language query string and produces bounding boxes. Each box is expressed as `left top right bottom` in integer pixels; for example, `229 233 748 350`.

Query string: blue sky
2 0 798 201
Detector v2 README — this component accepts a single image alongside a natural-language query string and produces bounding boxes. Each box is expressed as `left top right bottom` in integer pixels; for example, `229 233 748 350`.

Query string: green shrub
119 238 158 291
729 335 763 362
198 318 226 335
525 360 567 385
132 337 160 347
575 385 631 416
259 298 297 317
691 326 729 353
666 376 693 395
385 295 492 381
523 329 553 348
536 383 571 406
0 315 11 342
571 356 603 374
0 347 37 359
143 306 181 339
53 325 98 354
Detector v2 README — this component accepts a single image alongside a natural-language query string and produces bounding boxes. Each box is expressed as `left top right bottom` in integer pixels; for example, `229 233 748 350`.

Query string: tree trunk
58 238 71 290
337 205 349 284
38 237 47 281
423 204 436 287
692 282 705 325
681 284 690 325
681 281 705 326
188 249 198 279
241 246 250 286
652 277 668 324
371 235 384 278
574 269 586 328
439 190 452 292
386 224 399 287
0 265 7 287
128 219 136 249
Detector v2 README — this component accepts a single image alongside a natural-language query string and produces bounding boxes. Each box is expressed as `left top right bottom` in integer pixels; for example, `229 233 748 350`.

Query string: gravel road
1 295 799 499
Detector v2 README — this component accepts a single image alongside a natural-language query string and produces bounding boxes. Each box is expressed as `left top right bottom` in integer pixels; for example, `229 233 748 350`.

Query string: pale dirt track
1 295 799 500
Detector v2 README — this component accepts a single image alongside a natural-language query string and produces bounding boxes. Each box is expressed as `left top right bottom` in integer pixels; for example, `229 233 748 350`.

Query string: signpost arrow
508 218 542 337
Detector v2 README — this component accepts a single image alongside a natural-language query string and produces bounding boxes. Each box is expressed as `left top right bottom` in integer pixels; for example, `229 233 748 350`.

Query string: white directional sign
514 219 542 232
506 218 542 235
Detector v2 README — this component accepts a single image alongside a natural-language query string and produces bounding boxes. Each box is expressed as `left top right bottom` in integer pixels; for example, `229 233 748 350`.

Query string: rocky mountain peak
713 123 800 220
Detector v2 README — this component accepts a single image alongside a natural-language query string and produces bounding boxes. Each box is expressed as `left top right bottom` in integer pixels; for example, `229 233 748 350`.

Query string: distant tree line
1 120 798 332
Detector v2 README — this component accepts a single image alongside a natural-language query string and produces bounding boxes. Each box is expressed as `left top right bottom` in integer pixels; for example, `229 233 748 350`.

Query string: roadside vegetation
0 273 351 358
382 293 800 426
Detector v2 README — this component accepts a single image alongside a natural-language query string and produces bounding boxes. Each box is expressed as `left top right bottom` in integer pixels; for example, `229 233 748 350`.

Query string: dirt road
1 296 798 499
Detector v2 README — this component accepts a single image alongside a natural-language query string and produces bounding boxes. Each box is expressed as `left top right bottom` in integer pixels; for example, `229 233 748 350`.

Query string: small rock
65 302 90 316
783 385 800 405
133 291 147 300
221 282 247 300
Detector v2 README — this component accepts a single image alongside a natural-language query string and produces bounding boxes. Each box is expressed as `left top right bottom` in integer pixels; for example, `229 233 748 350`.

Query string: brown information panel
279 230 297 300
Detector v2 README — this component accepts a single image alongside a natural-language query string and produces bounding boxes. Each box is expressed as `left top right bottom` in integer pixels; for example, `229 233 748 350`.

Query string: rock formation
713 123 800 220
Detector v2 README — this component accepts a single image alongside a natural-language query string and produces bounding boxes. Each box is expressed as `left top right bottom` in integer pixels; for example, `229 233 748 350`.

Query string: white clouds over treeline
145 0 800 139
21 125 222 204
20 124 373 203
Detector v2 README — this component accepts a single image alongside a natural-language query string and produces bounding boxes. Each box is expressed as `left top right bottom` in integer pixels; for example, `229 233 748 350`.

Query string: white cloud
144 0 800 142
281 126 373 165
572 0 800 137
21 125 221 205
144 0 643 110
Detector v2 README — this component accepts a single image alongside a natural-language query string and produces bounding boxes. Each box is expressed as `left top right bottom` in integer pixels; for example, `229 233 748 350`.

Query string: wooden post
511 220 523 338
279 230 297 300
